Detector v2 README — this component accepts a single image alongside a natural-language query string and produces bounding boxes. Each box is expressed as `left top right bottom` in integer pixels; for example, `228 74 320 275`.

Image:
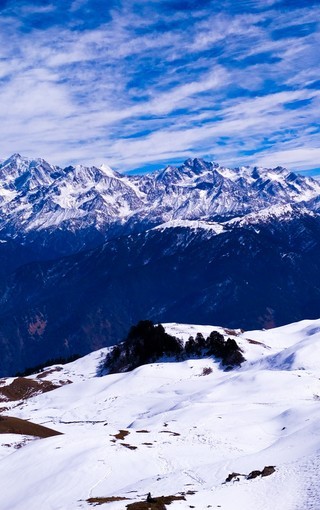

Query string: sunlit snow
1 320 320 509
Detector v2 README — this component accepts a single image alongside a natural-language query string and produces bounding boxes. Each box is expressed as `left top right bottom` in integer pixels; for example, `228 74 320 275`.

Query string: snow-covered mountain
0 154 145 257
1 318 320 509
0 154 320 256
1 156 319 509
1 200 320 376
0 153 320 375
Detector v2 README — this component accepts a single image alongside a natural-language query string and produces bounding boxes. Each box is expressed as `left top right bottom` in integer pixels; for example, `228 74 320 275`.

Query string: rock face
0 154 320 375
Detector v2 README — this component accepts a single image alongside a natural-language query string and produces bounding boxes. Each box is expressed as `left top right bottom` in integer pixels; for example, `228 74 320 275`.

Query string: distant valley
0 154 320 375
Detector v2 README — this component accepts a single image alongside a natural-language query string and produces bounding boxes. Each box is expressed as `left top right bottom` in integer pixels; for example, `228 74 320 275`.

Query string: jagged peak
155 158 219 183
71 164 122 184
100 163 121 179
183 157 215 172
1 153 29 167
0 154 58 173
183 157 207 166
155 164 183 182
10 152 23 160
29 157 52 167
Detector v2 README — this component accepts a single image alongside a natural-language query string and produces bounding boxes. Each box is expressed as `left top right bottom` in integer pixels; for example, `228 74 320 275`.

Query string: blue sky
0 0 319 174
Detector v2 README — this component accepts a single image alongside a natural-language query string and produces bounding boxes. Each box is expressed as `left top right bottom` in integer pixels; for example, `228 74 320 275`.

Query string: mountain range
0 154 320 375
1 153 320 258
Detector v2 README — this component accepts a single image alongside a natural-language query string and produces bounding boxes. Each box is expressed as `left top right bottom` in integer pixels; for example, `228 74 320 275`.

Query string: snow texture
1 319 320 509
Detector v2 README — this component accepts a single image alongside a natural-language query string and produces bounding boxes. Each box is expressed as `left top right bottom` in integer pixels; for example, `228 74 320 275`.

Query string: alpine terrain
0 154 320 374
1 319 320 509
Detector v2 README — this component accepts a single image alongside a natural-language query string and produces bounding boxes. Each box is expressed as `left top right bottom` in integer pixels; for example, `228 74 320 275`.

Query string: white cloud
0 0 319 173
256 148 320 170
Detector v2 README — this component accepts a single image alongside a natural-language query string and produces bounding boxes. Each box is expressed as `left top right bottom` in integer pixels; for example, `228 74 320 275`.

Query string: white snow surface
152 219 225 234
1 319 320 509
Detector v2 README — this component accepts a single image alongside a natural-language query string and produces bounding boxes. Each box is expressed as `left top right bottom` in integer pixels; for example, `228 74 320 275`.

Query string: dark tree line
104 320 245 374
14 354 81 377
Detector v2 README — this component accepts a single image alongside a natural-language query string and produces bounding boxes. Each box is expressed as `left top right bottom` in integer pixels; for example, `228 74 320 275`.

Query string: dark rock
261 466 276 477
247 466 276 479
225 472 243 483
247 470 262 479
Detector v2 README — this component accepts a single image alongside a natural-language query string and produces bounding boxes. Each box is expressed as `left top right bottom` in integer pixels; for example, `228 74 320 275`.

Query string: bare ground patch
88 494 186 509
121 443 138 450
0 377 60 402
87 496 129 505
36 366 63 379
0 415 62 438
159 430 180 436
246 338 269 347
126 495 186 509
112 429 130 440
223 328 242 336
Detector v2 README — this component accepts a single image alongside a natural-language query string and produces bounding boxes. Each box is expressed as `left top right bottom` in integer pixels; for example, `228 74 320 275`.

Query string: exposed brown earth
87 496 129 505
0 415 62 438
121 443 137 450
159 430 180 436
113 429 130 440
36 366 63 379
223 328 241 336
87 494 186 508
246 338 268 347
0 377 60 402
126 495 186 509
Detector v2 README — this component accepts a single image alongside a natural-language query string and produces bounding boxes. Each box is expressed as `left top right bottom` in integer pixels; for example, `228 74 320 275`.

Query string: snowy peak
1 153 29 168
0 154 62 187
155 158 218 185
0 154 319 246
99 162 122 179
0 155 145 236
0 154 33 182
183 157 215 174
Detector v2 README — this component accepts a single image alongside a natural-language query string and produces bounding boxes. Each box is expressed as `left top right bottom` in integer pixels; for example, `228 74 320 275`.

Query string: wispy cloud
256 147 320 170
0 0 319 172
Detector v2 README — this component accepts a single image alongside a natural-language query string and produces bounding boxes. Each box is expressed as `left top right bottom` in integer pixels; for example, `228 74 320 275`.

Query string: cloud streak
0 0 319 173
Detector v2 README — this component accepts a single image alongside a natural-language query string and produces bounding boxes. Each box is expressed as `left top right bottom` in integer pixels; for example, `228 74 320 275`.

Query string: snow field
1 319 320 508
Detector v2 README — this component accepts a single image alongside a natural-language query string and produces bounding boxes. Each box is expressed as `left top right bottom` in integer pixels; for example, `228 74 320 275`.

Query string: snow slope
1 320 320 509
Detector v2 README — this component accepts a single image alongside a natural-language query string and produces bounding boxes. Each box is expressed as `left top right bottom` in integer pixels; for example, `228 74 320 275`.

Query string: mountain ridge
0 203 320 375
0 154 320 375
1 154 319 249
